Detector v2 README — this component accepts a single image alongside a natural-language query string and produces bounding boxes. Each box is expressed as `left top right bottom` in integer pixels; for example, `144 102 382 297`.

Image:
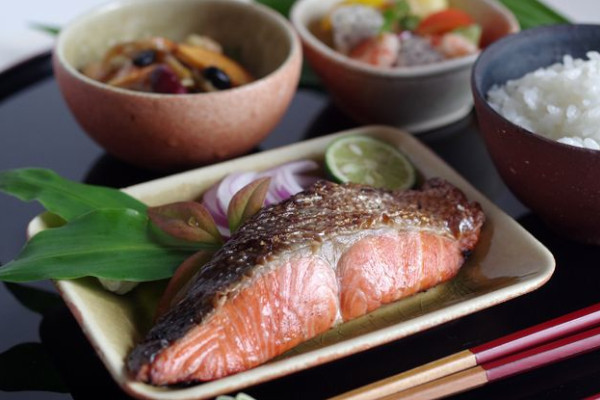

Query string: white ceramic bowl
291 0 519 133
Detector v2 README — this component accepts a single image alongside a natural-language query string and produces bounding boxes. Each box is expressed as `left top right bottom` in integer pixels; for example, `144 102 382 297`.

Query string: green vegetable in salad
380 0 415 33
452 24 482 45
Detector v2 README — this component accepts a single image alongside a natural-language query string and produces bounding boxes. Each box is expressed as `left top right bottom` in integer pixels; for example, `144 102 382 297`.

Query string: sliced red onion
202 182 228 228
216 171 258 215
260 160 319 204
202 160 320 235
296 175 320 187
263 188 281 205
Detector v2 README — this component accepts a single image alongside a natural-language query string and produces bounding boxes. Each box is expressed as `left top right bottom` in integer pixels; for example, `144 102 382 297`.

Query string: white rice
487 51 600 150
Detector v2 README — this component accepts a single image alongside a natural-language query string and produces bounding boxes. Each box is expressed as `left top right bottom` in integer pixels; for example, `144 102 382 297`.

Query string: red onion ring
202 160 320 235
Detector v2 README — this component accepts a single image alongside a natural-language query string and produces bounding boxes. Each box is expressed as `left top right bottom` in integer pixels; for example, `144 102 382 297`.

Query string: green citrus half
325 135 416 190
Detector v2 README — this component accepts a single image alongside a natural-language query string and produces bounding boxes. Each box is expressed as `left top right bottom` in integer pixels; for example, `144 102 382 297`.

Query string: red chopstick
387 325 600 400
329 302 600 400
472 302 600 364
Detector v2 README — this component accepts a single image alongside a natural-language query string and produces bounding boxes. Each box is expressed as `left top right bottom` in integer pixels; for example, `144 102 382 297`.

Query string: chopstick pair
386 325 600 400
330 302 600 400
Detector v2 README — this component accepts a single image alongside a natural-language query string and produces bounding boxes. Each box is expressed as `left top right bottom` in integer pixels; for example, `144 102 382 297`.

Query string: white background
0 0 598 72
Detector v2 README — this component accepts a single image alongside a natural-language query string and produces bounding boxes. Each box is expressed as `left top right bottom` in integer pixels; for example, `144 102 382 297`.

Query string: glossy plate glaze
27 126 555 400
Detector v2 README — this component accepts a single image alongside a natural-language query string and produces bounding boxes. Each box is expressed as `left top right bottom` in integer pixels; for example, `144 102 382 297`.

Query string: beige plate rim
27 125 555 400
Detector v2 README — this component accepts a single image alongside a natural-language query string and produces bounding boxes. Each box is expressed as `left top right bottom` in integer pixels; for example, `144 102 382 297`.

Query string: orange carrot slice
175 43 253 86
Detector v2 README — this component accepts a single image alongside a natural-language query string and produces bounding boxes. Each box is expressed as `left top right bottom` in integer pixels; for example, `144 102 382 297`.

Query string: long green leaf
498 0 569 29
29 22 61 36
0 168 146 221
256 0 295 17
0 209 213 282
300 62 323 90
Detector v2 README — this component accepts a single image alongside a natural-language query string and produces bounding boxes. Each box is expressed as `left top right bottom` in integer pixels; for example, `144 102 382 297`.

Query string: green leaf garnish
29 22 61 36
498 0 569 29
148 202 224 245
255 0 295 17
0 209 205 282
0 168 146 221
227 177 271 233
300 62 323 91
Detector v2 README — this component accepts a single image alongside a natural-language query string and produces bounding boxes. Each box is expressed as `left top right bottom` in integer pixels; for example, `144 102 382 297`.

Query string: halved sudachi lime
325 136 416 190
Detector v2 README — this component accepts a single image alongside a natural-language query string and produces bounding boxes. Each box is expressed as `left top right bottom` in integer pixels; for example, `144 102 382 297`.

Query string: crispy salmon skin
128 178 485 384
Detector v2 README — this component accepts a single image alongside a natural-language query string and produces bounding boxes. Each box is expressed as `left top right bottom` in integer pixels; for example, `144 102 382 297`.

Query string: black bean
203 66 232 90
133 50 157 67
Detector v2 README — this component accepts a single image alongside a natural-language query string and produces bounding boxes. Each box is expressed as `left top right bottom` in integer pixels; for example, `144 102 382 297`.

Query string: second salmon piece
128 178 485 384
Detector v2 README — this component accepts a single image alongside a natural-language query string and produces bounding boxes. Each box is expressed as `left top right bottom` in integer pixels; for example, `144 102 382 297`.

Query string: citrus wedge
325 136 416 190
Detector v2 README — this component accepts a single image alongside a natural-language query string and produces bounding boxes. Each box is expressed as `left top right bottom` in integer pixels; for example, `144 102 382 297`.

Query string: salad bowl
290 0 519 133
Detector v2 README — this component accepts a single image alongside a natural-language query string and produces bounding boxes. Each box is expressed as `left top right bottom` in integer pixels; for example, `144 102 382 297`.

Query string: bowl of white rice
472 24 600 244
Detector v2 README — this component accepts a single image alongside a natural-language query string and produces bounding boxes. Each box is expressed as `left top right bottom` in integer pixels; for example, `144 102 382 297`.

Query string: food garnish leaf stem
227 177 271 233
148 201 224 245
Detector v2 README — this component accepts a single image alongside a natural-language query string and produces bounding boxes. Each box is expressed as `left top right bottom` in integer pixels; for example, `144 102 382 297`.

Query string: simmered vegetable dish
81 35 254 94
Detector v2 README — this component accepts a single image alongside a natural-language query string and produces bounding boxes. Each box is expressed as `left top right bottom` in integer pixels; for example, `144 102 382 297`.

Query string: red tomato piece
416 9 474 36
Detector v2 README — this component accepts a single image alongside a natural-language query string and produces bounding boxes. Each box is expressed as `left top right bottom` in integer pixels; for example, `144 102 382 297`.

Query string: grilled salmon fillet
128 178 485 384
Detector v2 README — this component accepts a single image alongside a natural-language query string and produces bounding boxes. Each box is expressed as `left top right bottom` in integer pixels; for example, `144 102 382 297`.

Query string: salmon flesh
128 178 485 384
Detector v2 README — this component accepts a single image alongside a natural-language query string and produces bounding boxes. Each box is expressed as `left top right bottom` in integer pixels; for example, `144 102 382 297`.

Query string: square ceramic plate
28 126 555 400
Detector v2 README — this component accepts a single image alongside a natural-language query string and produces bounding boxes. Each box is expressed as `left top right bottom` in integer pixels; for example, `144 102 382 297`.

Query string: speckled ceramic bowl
54 0 301 171
291 0 518 133
473 24 600 245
